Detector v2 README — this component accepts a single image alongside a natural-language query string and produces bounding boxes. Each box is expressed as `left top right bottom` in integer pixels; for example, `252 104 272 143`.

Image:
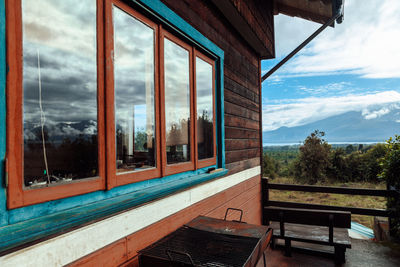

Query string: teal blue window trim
0 168 228 254
0 0 226 252
0 0 7 227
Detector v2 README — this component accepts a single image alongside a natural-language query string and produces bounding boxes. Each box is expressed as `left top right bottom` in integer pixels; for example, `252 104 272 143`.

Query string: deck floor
261 238 400 267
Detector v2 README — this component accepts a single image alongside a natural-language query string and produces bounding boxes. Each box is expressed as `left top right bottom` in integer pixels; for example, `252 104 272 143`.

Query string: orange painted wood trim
6 0 24 208
160 29 195 176
107 0 162 188
6 0 106 209
105 0 116 190
194 49 217 169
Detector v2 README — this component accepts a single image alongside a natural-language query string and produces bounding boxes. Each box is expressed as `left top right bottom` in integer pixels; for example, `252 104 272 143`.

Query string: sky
261 0 400 132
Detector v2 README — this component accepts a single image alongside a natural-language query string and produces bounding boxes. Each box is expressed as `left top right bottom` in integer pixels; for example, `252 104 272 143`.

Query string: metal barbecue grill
139 215 272 267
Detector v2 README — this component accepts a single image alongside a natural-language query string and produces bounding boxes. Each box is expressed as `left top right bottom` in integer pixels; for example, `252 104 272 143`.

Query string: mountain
263 110 400 144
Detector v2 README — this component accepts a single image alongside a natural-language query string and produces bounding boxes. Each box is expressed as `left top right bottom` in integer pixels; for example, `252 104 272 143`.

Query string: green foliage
294 130 331 184
381 135 400 239
262 153 280 179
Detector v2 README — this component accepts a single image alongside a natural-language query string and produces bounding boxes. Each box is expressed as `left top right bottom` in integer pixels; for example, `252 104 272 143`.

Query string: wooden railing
261 177 398 226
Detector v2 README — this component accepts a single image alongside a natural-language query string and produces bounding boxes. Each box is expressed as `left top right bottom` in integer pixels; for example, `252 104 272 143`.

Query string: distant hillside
263 110 400 144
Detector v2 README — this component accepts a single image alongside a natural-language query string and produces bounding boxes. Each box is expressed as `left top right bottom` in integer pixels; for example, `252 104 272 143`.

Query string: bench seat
270 222 351 248
264 206 352 264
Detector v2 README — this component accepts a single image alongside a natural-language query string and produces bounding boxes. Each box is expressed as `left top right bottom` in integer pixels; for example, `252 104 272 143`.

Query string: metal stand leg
284 238 292 257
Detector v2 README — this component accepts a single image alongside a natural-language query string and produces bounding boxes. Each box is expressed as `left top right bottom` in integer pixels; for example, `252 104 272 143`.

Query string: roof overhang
274 0 344 26
210 0 274 59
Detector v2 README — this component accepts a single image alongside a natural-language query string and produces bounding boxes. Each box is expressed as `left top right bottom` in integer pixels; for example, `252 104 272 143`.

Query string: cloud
269 0 400 79
263 91 400 131
297 82 353 96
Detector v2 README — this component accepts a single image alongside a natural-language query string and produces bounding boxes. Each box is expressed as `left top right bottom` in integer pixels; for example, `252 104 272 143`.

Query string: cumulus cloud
263 91 400 131
269 0 400 79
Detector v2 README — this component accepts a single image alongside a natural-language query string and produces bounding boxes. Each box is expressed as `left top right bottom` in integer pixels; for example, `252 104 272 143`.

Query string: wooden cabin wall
67 174 261 267
160 0 273 175
67 2 273 266
0 1 274 265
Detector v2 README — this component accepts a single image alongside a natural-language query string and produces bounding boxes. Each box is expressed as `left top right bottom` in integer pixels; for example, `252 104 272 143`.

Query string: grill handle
224 208 244 223
166 249 195 266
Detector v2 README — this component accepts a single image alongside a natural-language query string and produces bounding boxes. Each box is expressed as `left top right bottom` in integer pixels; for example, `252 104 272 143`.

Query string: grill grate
139 226 260 266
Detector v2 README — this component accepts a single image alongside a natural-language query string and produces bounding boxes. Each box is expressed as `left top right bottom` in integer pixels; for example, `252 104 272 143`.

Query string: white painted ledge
0 166 261 266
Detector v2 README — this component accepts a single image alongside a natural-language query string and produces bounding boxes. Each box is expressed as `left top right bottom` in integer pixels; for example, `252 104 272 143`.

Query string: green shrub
380 135 400 240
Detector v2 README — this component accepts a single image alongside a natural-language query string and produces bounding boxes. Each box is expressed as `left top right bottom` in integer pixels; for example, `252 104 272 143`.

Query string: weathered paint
0 167 260 266
0 0 8 227
1 166 226 252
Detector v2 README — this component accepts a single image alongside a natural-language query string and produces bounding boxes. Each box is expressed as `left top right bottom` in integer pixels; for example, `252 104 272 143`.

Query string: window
6 0 217 208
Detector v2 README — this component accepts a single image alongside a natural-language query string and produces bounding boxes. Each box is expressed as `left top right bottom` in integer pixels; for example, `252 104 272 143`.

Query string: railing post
262 177 269 225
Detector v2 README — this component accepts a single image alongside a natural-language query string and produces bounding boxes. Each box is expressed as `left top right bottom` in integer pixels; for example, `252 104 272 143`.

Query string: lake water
263 141 383 147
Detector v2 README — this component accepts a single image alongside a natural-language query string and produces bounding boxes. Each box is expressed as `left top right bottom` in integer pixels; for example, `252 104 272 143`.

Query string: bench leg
284 238 292 257
271 237 276 249
334 246 345 264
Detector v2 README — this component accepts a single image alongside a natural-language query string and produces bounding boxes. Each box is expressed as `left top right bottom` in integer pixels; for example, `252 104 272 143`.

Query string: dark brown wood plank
267 200 389 217
269 222 351 247
225 78 259 105
225 127 259 139
225 114 259 130
226 157 260 174
226 149 260 164
267 183 390 197
224 101 259 121
225 139 260 151
264 206 351 228
224 90 259 113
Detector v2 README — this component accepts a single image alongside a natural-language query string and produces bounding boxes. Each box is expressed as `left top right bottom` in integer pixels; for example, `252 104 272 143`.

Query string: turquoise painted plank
218 58 225 168
0 169 228 253
9 165 216 223
0 0 8 227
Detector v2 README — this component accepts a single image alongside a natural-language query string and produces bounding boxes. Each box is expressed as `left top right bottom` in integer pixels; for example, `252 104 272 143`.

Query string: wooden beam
266 201 389 217
267 183 391 197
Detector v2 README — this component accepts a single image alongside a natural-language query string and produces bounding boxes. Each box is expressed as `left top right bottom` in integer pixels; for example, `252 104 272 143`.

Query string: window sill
0 168 228 255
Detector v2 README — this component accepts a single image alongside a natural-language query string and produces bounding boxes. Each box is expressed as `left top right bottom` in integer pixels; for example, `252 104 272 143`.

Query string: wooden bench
265 206 351 264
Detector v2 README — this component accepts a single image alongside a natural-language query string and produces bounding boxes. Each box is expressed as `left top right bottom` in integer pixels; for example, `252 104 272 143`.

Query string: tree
327 148 349 182
294 130 331 184
380 135 400 239
262 153 280 179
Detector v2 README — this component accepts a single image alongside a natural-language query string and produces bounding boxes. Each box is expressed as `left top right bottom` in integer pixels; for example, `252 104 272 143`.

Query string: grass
268 177 387 229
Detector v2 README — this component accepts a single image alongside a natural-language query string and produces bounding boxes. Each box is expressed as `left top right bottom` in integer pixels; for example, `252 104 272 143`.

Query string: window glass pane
164 38 191 164
22 0 98 188
114 7 156 173
196 57 214 160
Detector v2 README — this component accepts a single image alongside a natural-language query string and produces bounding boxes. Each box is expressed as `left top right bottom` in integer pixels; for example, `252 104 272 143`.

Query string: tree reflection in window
164 38 191 164
113 6 156 173
22 0 98 187
196 57 214 160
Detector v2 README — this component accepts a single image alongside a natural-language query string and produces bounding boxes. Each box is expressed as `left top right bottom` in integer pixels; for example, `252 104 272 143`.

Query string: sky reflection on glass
22 0 98 187
113 6 156 173
196 57 214 160
164 38 191 164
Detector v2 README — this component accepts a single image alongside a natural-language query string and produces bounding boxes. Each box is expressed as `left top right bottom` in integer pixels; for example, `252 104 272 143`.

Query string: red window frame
160 29 196 176
6 0 106 209
5 0 217 209
105 0 161 189
194 49 217 169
